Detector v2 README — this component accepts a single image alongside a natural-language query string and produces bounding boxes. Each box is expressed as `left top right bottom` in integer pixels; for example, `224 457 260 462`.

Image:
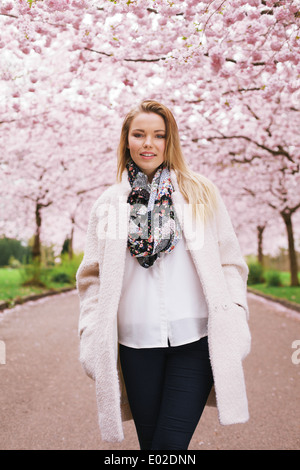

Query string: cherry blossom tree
0 0 299 280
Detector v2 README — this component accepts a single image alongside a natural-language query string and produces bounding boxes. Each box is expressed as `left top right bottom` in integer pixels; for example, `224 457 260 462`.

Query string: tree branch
0 13 18 19
246 104 260 120
76 184 111 196
229 153 263 164
206 134 295 162
84 47 166 62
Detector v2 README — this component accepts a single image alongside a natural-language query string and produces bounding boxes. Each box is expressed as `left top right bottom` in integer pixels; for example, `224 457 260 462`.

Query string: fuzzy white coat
76 169 251 443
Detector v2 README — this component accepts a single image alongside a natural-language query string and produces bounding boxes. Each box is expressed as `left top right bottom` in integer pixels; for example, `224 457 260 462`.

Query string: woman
76 100 251 450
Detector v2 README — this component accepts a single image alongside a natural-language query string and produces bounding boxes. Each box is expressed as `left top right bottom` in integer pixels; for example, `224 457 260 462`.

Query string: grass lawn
0 267 75 303
1 266 299 307
248 271 300 305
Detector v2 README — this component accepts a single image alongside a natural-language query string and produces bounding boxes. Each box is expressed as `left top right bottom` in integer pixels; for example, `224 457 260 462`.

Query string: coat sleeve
76 199 100 379
215 188 250 319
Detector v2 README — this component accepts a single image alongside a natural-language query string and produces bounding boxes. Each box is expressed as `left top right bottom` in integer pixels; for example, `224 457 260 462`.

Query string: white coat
76 169 251 443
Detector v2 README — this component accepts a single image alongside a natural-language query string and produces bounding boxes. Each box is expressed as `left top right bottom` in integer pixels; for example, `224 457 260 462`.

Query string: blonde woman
76 100 251 450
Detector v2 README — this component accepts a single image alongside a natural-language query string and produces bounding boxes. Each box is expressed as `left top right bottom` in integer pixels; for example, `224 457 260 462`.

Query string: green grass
248 271 300 305
0 253 82 303
0 268 43 301
1 264 299 307
248 284 300 304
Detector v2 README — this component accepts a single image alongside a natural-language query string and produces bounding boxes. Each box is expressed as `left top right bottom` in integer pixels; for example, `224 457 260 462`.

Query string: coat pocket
79 327 96 381
230 303 251 360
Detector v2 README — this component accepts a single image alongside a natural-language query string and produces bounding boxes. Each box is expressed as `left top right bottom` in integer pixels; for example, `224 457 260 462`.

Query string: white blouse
117 233 209 349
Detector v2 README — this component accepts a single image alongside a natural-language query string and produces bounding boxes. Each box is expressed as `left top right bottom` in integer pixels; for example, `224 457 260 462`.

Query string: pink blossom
44 37 52 47
247 35 257 45
209 47 225 74
292 55 299 65
262 15 275 27
159 17 168 26
35 25 48 35
274 8 290 21
77 89 87 96
289 5 299 14
1 2 13 12
236 11 245 21
264 62 277 73
2 71 11 80
123 78 134 87
78 51 88 63
270 41 281 51
33 45 42 54
0 0 299 263
71 43 82 51
224 15 236 27
77 107 90 115
219 68 231 79
248 10 260 20
20 46 31 55
17 3 31 15
72 1 88 8
287 82 300 93
252 51 262 61
45 0 71 12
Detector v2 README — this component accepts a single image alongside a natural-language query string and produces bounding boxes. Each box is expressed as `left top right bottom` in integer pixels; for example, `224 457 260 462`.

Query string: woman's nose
143 135 153 147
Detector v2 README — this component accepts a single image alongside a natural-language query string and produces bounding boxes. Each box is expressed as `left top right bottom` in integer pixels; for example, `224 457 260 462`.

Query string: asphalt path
0 290 299 450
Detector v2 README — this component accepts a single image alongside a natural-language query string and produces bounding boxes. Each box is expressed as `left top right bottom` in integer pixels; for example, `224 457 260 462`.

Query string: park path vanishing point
0 289 299 450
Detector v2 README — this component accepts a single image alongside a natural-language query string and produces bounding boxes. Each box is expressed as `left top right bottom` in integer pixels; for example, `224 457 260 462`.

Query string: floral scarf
126 158 181 268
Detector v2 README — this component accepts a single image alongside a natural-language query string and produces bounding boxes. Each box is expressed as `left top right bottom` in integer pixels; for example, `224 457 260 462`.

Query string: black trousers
119 336 214 450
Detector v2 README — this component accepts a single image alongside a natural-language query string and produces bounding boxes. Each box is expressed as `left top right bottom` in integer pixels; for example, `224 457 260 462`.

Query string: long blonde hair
116 100 218 222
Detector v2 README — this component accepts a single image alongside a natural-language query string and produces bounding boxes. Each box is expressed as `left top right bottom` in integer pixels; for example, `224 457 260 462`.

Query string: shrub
8 256 22 269
51 272 71 284
265 270 282 287
55 252 82 283
248 262 264 285
19 261 50 288
0 237 31 267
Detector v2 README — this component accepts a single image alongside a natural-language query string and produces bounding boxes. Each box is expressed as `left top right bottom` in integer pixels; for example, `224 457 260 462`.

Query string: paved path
0 290 299 450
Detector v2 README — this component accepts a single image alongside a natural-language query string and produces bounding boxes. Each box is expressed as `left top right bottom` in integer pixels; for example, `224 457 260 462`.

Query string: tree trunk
68 222 74 260
281 210 299 287
32 203 42 265
257 225 265 267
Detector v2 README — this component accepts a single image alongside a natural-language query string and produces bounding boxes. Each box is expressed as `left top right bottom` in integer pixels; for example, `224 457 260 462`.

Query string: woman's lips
140 153 156 159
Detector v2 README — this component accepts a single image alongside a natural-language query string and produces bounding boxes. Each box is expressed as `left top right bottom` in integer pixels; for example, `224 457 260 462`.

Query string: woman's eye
132 133 165 139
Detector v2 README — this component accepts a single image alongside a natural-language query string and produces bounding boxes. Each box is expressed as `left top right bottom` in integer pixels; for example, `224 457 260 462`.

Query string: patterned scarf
126 158 181 268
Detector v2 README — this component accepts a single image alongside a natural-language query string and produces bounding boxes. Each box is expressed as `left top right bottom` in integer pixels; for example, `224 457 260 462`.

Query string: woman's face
127 112 166 183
